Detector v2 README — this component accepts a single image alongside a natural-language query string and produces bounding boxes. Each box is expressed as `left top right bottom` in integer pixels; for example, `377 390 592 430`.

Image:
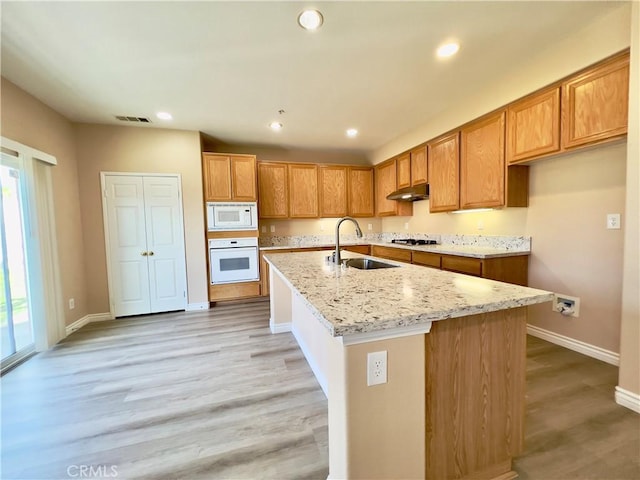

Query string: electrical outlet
368 223 372 231
477 220 484 230
68 298 75 310
320 222 325 231
367 351 387 386
261 225 266 233
404 222 409 230
270 225 275 233
552 293 580 318
606 213 621 230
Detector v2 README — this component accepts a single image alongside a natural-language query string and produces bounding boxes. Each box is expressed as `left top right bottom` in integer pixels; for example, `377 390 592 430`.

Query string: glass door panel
0 160 34 363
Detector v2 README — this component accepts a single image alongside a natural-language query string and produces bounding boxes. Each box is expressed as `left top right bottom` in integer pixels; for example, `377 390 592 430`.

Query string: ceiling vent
115 116 151 123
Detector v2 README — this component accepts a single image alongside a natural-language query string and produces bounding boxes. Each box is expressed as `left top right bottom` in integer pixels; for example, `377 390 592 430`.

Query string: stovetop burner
391 239 438 246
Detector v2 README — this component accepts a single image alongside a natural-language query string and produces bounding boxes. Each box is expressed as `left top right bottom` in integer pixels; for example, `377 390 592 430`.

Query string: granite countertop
260 241 529 259
264 250 553 337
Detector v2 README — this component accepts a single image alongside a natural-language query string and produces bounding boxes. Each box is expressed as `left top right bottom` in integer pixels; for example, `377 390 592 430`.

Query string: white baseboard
186 302 209 311
65 312 113 335
527 324 619 366
270 318 292 334
615 386 640 414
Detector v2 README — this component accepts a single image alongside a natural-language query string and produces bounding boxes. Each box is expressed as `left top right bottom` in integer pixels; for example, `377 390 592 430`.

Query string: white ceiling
0 1 626 154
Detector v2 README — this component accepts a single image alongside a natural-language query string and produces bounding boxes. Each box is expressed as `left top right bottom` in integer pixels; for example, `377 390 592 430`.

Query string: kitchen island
264 250 553 480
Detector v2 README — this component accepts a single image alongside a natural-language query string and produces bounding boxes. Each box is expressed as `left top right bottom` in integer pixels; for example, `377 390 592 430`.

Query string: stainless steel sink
344 258 399 270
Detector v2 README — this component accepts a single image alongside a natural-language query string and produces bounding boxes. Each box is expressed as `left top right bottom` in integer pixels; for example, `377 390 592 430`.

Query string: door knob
148 251 154 256
141 251 148 256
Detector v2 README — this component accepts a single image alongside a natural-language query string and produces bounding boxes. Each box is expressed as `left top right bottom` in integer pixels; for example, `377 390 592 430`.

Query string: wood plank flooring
1 300 638 479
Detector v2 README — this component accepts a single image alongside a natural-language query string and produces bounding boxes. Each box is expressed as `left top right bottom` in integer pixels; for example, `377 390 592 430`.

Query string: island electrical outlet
367 351 387 386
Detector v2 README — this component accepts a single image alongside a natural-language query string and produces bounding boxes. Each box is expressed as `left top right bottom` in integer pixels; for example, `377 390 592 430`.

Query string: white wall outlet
404 222 409 230
320 222 325 231
606 213 621 230
261 225 266 233
270 225 275 233
552 293 580 318
368 223 372 231
367 350 387 386
477 220 484 230
68 298 75 310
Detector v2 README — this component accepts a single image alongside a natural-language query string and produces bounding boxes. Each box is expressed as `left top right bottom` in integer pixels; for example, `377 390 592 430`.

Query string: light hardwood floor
1 299 638 480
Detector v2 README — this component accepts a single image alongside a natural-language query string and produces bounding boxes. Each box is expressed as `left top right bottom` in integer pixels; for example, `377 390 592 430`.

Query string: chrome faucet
334 216 363 265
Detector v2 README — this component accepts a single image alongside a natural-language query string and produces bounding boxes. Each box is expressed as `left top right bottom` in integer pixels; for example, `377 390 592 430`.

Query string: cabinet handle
141 251 148 256
148 251 154 256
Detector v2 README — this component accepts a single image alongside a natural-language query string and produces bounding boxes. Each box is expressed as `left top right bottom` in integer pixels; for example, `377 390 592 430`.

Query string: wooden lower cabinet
371 245 412 263
209 281 260 301
367 245 530 285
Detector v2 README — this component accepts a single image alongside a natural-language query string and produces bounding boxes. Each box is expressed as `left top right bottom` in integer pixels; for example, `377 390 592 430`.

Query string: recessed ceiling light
346 128 358 138
298 10 323 30
269 122 283 131
156 111 172 120
436 42 460 58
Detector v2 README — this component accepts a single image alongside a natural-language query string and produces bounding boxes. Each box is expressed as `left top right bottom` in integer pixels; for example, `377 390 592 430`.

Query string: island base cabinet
425 307 527 480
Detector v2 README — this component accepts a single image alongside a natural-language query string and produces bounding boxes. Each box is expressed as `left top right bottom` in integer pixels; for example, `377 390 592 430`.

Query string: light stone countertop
260 241 529 259
264 250 553 337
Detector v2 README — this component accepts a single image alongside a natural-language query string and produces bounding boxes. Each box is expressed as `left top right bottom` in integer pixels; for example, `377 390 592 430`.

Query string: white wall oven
209 237 259 284
207 202 257 231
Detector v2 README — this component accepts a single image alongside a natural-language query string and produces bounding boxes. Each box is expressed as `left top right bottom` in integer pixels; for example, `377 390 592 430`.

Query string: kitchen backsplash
259 233 531 251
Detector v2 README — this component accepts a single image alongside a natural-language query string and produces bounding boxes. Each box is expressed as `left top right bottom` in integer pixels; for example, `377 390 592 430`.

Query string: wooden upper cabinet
375 160 397 216
231 156 257 201
319 165 348 218
460 111 506 209
507 87 560 164
428 132 460 213
410 146 428 186
562 52 629 149
288 163 318 218
258 162 288 218
375 159 413 217
203 154 232 201
396 153 411 189
202 153 256 202
348 166 374 217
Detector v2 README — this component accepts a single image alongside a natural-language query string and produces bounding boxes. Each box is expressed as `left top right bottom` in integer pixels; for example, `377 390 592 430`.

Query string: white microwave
207 202 258 231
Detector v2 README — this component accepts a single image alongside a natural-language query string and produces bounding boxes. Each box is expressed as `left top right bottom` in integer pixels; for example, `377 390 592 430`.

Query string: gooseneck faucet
334 216 363 266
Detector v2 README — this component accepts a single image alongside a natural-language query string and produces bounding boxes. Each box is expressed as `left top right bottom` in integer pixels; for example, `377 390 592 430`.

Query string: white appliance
209 237 259 284
207 202 258 231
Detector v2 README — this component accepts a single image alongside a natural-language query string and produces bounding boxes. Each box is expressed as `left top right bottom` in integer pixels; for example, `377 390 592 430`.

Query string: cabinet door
428 132 460 213
319 165 348 217
411 146 428 186
348 166 375 217
258 162 288 218
507 88 560 163
562 53 629 149
231 156 257 201
375 159 398 216
288 163 318 218
460 111 506 209
396 153 411 189
371 245 412 263
202 154 232 201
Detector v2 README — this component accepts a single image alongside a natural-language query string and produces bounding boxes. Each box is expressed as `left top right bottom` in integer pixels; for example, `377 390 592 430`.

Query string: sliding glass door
0 154 34 366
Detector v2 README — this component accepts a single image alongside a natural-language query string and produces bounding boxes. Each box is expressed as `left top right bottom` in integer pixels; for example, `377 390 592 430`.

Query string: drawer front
343 245 371 255
371 245 412 263
441 255 482 276
412 251 441 268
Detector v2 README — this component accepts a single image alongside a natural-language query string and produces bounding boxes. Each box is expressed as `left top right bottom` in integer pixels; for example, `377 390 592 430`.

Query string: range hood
386 183 429 202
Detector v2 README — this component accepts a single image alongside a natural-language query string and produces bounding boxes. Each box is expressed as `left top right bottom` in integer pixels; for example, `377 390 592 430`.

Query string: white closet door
104 175 150 317
143 176 187 313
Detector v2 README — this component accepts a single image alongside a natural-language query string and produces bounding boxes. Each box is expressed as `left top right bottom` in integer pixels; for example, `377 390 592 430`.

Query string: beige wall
1 78 88 326
259 217 382 238
74 124 207 313
618 2 640 396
